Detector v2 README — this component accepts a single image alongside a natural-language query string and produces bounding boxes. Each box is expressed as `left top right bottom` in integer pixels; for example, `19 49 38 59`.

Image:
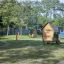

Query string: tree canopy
0 0 64 29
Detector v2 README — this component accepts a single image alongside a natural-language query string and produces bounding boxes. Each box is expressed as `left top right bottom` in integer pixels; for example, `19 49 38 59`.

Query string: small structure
42 22 60 44
29 29 37 38
16 32 19 40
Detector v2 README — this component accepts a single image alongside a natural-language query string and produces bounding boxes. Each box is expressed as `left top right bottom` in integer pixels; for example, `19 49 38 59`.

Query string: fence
0 27 42 35
0 28 30 35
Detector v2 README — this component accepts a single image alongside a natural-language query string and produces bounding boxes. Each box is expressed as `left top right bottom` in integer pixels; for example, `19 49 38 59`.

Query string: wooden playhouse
42 22 60 44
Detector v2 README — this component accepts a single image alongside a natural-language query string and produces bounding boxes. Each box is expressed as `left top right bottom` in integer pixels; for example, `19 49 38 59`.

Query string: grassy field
0 35 42 41
0 35 64 64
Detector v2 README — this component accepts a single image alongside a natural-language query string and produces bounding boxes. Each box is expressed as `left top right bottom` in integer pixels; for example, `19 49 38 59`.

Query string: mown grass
0 35 42 41
0 35 64 64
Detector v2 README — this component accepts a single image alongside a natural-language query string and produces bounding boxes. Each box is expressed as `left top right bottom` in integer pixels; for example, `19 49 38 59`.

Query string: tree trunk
20 27 22 35
7 25 9 36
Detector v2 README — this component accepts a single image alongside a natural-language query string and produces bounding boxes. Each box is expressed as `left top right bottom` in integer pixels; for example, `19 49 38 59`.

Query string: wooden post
16 32 19 40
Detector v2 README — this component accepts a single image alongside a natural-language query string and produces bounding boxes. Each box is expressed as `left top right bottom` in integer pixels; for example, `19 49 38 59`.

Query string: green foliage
58 18 64 29
52 19 60 26
42 0 59 10
38 16 49 25
0 0 64 29
0 0 23 28
52 17 64 29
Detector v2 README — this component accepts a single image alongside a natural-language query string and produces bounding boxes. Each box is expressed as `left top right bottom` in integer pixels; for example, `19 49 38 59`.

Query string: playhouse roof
42 22 58 31
42 22 53 29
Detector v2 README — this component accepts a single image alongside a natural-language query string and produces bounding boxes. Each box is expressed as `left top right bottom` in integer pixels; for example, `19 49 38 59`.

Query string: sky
59 0 64 3
17 0 42 2
17 0 64 3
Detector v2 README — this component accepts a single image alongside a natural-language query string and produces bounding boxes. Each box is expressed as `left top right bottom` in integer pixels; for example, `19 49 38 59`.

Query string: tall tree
0 0 23 35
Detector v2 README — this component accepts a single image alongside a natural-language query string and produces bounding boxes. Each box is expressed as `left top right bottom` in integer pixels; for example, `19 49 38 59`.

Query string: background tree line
0 0 64 35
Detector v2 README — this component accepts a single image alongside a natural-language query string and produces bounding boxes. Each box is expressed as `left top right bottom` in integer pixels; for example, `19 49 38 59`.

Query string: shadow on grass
0 40 64 49
0 36 8 40
0 40 64 64
0 40 43 49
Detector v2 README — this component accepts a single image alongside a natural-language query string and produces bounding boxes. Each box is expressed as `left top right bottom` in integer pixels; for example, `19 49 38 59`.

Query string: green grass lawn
0 35 64 64
0 35 42 41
